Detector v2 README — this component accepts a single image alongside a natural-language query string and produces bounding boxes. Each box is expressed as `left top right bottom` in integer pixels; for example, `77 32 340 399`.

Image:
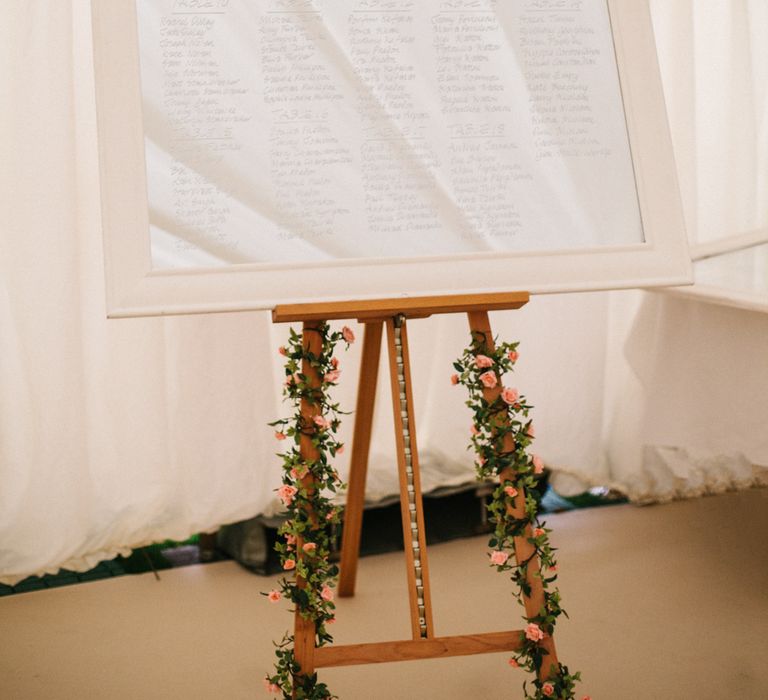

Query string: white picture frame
91 0 691 318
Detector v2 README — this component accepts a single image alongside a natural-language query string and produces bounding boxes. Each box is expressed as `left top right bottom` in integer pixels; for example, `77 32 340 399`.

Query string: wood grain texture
466 310 559 681
314 631 524 668
272 292 529 323
338 322 383 597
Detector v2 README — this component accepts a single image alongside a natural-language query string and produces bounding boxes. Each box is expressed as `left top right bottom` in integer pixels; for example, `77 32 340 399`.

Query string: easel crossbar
314 631 524 668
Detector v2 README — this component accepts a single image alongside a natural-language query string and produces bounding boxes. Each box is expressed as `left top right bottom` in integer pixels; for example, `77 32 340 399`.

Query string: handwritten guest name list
136 0 643 268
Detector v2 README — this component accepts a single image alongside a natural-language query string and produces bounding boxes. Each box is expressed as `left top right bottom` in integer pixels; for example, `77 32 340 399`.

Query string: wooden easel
271 292 559 690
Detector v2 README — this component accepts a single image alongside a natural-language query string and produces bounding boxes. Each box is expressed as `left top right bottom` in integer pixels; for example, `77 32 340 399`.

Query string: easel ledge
271 291 529 323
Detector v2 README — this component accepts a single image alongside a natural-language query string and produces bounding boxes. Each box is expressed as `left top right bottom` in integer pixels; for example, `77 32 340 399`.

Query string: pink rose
479 371 497 389
274 431 286 441
321 585 334 602
326 617 336 625
525 622 544 642
342 326 355 343
263 678 281 695
501 387 519 405
313 415 330 430
285 534 296 547
267 589 281 603
471 424 481 436
277 484 297 506
490 550 509 566
325 509 336 521
504 486 518 498
542 682 554 697
302 542 316 554
450 373 459 385
268 683 281 695
533 455 544 474
533 527 545 538
549 564 558 573
475 354 494 368
324 369 341 383
278 346 287 356
527 423 535 437
508 657 519 668
283 558 296 571
331 357 339 368
508 350 519 362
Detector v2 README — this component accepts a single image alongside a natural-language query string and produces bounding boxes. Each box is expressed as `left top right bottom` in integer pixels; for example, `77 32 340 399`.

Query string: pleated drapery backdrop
1 1 766 584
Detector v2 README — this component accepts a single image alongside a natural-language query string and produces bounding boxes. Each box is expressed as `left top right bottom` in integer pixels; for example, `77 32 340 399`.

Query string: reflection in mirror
135 0 643 271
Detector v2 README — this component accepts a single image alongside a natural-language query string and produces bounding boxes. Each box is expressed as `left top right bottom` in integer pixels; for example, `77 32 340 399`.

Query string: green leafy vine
452 332 587 700
262 322 355 699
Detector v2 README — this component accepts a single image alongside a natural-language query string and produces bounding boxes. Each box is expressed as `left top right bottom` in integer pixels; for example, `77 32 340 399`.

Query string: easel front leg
338 321 383 597
466 311 559 681
293 321 324 692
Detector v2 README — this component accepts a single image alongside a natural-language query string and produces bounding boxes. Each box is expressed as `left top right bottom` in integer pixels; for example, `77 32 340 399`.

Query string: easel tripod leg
338 321 383 597
293 321 324 691
466 311 559 680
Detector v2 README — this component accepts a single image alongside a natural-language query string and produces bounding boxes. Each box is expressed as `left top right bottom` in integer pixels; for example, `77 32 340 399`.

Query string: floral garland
262 322 355 700
452 332 587 700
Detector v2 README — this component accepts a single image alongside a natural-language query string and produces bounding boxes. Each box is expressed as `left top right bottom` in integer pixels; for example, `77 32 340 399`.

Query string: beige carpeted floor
1 489 766 699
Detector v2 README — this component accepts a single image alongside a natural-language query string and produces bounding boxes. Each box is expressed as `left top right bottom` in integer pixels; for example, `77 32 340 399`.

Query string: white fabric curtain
1 1 765 585
602 0 768 502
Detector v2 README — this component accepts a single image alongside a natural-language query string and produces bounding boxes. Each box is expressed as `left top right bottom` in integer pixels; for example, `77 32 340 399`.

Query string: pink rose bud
326 509 336 521
277 484 298 506
327 617 336 625
508 657 520 668
533 455 544 474
490 550 509 566
267 590 281 603
302 542 316 554
283 558 296 571
533 527 545 538
324 369 341 383
550 564 558 573
501 387 519 405
342 326 355 343
479 371 498 389
331 357 339 368
525 622 545 642
278 346 287 356
471 424 481 436
504 486 518 498
450 373 459 385
274 431 286 441
542 682 554 697
475 354 494 368
285 534 296 546
337 444 345 454
321 585 334 602
508 350 519 362
313 415 329 429
582 696 592 700
268 682 281 694
527 423 535 437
